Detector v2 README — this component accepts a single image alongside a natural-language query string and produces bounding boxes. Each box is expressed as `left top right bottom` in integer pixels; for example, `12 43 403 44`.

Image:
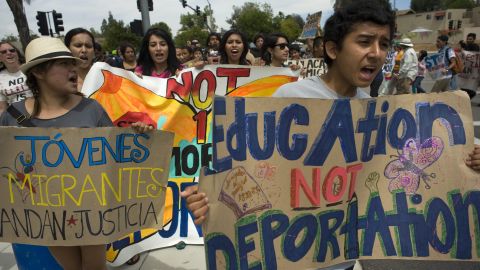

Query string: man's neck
321 70 357 98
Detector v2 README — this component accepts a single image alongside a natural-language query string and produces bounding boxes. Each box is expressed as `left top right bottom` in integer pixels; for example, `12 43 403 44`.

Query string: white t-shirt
273 75 368 270
0 69 33 104
273 75 370 99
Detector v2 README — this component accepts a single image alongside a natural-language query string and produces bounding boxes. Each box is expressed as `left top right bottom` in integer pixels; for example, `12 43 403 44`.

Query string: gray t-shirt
0 97 113 127
273 76 370 99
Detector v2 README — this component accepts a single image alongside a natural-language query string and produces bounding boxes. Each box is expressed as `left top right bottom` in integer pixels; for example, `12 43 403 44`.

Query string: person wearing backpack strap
431 35 456 93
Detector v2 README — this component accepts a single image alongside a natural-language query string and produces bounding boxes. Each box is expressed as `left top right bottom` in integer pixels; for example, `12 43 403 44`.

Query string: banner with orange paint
82 63 298 265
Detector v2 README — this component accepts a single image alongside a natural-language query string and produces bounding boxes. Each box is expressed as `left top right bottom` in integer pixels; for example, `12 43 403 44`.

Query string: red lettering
290 168 321 208
216 68 250 94
166 71 193 102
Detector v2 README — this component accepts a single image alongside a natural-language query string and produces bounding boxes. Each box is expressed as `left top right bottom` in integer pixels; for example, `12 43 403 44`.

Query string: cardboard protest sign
0 127 174 246
299 11 322 39
425 52 451 80
200 92 480 269
286 58 327 78
82 63 298 265
458 50 480 91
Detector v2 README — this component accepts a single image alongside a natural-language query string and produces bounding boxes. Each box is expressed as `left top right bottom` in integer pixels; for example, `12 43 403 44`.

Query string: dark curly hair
64 28 95 48
323 0 395 67
261 33 289 65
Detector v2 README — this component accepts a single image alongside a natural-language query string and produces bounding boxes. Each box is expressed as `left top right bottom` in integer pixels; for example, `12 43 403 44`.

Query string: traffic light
36 11 49 36
52 10 64 34
130 19 143 36
148 0 153 11
195 5 200 16
181 0 187 8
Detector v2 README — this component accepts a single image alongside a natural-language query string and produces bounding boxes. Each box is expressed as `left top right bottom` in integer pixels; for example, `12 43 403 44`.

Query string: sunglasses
273 43 289 50
0 48 16 54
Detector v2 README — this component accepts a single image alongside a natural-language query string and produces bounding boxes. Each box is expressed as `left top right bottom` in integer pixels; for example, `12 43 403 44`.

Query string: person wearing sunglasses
0 41 33 114
262 33 302 73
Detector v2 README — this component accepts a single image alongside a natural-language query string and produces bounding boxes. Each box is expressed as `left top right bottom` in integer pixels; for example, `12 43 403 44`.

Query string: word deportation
212 98 466 172
15 133 150 168
205 190 480 269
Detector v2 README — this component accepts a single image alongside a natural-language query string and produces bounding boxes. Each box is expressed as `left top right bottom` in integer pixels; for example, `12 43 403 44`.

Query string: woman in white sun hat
0 36 112 270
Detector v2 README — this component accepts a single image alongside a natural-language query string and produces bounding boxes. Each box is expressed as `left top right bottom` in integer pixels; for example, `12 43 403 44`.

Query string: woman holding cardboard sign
0 37 152 270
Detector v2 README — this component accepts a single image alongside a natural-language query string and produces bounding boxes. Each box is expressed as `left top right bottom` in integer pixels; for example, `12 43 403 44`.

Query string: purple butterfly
384 137 444 195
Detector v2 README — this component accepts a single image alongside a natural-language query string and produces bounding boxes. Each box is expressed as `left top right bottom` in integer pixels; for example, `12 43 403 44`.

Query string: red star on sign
67 215 78 226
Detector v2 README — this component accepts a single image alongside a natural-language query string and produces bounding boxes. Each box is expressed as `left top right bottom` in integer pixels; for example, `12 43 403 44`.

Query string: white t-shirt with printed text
0 69 33 104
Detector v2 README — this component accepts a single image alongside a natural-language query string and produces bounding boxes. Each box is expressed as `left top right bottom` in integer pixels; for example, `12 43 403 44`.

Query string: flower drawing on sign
219 166 272 219
254 161 277 181
0 152 38 203
384 137 444 200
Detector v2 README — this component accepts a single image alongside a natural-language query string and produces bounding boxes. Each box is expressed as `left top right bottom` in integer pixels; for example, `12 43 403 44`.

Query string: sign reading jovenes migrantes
200 92 480 269
0 127 173 246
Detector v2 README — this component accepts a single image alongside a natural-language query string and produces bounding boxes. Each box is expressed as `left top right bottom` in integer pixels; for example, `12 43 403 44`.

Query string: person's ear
267 47 273 54
31 66 45 80
324 41 338 61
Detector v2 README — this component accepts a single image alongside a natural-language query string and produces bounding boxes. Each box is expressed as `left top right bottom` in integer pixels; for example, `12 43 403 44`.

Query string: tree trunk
6 0 31 50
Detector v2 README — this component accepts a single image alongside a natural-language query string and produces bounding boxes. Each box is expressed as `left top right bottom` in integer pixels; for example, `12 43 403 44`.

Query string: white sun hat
20 37 80 74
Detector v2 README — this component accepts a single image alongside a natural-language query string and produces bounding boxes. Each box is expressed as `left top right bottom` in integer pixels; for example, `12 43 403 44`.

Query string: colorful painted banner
0 127 173 245
82 62 298 265
299 11 322 39
286 58 327 78
425 52 450 80
200 92 480 269
458 50 480 91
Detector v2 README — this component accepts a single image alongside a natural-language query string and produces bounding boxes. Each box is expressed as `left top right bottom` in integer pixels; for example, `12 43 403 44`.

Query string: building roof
396 9 416 16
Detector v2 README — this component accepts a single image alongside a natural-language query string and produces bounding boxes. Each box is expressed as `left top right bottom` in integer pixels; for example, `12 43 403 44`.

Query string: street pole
139 0 150 34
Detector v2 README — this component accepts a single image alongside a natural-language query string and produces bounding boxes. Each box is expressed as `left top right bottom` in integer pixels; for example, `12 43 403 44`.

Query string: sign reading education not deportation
200 92 480 269
0 127 174 246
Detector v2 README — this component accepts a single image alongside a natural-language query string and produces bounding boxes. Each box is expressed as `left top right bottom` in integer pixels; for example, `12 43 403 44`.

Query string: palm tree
6 0 32 49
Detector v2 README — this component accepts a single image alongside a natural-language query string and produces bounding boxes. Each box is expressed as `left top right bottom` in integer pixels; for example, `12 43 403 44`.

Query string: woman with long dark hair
115 42 137 72
262 33 290 67
135 28 182 77
218 29 250 65
64 28 96 91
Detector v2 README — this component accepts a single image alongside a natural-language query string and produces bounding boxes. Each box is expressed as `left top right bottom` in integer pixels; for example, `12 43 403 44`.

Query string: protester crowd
0 0 480 269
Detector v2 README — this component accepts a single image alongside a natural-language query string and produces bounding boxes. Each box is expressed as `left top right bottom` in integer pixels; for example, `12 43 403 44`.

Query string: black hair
94 42 102 51
119 42 135 58
323 0 395 66
253 33 265 44
313 36 323 47
64 28 95 48
261 33 289 65
418 50 428 62
137 27 181 76
0 41 25 71
467 33 476 39
206 32 221 47
219 29 249 65
289 44 300 52
181 46 193 54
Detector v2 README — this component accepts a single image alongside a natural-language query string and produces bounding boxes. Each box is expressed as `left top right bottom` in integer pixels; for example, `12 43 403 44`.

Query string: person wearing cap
0 36 111 270
0 37 153 270
0 41 33 114
431 35 456 93
394 37 417 95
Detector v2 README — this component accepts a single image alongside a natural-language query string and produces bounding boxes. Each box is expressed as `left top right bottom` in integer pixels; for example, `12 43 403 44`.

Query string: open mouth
359 66 377 81
231 49 239 54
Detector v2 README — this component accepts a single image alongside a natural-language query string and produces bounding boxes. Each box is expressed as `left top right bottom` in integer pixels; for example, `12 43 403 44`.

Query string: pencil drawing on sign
384 136 444 199
219 166 272 219
0 152 38 203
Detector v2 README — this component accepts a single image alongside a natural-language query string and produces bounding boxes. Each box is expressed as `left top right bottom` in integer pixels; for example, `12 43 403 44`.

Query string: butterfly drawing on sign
384 136 444 197
254 161 277 181
0 151 38 203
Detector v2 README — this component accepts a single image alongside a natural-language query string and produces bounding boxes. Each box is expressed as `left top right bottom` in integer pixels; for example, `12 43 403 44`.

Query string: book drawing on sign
218 166 272 218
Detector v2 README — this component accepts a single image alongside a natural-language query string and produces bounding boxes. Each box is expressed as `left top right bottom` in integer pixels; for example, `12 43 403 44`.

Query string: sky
0 0 411 40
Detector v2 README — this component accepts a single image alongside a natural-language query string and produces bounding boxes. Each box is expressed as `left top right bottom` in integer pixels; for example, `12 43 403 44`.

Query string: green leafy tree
1 34 19 42
174 10 210 47
150 22 172 37
411 0 445 11
227 2 275 40
100 12 140 52
280 16 303 42
445 0 476 8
